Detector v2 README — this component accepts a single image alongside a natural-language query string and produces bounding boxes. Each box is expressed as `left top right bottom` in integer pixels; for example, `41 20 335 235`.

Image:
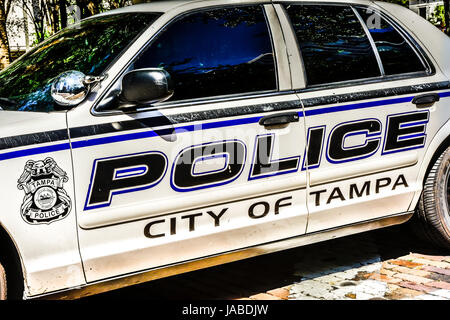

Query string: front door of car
68 4 309 282
279 2 450 233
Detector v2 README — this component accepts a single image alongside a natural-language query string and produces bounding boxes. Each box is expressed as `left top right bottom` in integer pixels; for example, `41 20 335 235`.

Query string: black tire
0 262 6 300
413 146 450 250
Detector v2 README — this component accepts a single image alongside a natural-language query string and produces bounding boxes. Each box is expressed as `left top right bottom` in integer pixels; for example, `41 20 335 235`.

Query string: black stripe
0 129 68 151
301 81 450 108
70 81 450 139
69 100 302 139
0 81 448 151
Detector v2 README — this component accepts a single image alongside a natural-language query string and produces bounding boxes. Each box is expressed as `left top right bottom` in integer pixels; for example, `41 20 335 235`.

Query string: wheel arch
0 222 25 299
423 135 450 185
409 119 450 211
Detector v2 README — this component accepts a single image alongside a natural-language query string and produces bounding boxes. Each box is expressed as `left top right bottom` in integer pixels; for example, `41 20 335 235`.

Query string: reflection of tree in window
285 5 380 86
133 6 277 102
0 13 159 112
356 8 426 76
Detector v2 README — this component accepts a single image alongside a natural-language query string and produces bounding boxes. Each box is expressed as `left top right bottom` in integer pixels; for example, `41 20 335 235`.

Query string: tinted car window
356 7 426 76
0 13 160 112
285 4 381 86
132 6 277 102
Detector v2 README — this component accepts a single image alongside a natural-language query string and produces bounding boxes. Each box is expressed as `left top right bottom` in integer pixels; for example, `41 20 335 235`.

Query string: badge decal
17 158 71 224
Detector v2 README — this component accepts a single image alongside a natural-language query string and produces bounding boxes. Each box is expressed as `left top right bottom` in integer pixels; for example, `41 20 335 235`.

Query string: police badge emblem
17 158 72 225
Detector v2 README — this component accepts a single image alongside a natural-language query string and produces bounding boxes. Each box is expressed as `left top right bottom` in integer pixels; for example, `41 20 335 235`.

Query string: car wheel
0 262 6 300
413 146 450 249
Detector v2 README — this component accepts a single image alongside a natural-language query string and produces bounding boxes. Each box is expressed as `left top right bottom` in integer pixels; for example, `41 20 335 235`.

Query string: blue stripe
71 130 159 149
400 120 428 128
0 143 71 161
1 91 449 161
398 133 426 141
439 91 450 98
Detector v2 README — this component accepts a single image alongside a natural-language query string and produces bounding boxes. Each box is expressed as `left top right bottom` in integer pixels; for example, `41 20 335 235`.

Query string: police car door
68 3 309 282
279 2 450 233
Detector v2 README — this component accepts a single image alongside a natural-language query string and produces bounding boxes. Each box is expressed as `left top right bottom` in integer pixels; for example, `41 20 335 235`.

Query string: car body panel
0 111 84 297
296 77 450 231
0 0 448 299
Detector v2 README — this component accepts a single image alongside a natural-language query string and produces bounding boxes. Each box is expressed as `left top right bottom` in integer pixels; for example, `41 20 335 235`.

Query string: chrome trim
351 5 385 77
36 211 413 300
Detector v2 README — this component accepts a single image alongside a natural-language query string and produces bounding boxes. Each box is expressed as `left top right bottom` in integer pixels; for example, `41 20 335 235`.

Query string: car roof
96 0 376 16
110 0 198 13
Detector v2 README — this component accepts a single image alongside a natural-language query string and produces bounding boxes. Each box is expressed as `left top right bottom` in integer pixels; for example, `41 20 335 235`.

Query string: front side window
0 13 160 112
285 4 381 86
356 7 427 76
131 6 277 102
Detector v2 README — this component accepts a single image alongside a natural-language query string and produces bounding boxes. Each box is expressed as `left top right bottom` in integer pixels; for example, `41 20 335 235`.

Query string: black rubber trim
301 81 450 108
70 100 301 139
71 81 450 139
0 81 448 151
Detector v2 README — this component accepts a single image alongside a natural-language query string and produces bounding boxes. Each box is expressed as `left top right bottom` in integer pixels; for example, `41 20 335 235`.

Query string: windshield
0 12 160 113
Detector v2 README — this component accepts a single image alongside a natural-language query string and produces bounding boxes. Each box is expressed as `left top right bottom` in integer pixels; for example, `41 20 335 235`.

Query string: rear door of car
68 2 309 282
275 1 450 233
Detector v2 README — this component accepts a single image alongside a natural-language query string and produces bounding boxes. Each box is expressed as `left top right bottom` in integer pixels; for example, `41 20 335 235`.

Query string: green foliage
0 13 158 112
429 5 445 25
380 0 409 7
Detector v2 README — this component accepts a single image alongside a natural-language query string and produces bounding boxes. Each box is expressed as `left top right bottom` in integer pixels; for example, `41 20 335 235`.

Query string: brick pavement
88 224 450 300
285 254 450 300
242 227 450 300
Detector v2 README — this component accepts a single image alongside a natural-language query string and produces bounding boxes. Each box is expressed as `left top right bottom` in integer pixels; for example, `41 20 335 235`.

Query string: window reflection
133 6 277 102
285 5 381 86
356 8 426 76
0 13 160 112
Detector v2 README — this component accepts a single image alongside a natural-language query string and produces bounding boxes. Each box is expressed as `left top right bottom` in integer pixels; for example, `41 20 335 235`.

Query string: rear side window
356 7 426 76
284 4 381 86
132 6 277 102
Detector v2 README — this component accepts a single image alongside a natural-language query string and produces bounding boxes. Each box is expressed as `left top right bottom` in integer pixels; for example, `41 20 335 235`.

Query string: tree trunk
59 0 67 29
46 0 59 34
51 0 59 33
444 0 450 35
76 0 91 19
0 4 10 70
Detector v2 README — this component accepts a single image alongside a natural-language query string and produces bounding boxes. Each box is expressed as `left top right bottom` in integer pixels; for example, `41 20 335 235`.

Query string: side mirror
51 70 104 107
119 68 174 106
51 71 89 107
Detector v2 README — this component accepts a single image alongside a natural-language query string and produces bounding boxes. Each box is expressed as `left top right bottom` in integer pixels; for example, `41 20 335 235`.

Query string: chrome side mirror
51 71 104 107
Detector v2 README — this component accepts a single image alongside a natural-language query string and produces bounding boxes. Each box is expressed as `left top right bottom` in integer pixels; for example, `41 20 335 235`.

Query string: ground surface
86 224 450 300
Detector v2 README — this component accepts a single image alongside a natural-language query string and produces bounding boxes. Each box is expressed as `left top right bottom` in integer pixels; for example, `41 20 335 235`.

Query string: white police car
0 0 449 299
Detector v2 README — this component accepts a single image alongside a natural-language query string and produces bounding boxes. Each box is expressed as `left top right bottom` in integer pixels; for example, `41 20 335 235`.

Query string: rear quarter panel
372 1 450 210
